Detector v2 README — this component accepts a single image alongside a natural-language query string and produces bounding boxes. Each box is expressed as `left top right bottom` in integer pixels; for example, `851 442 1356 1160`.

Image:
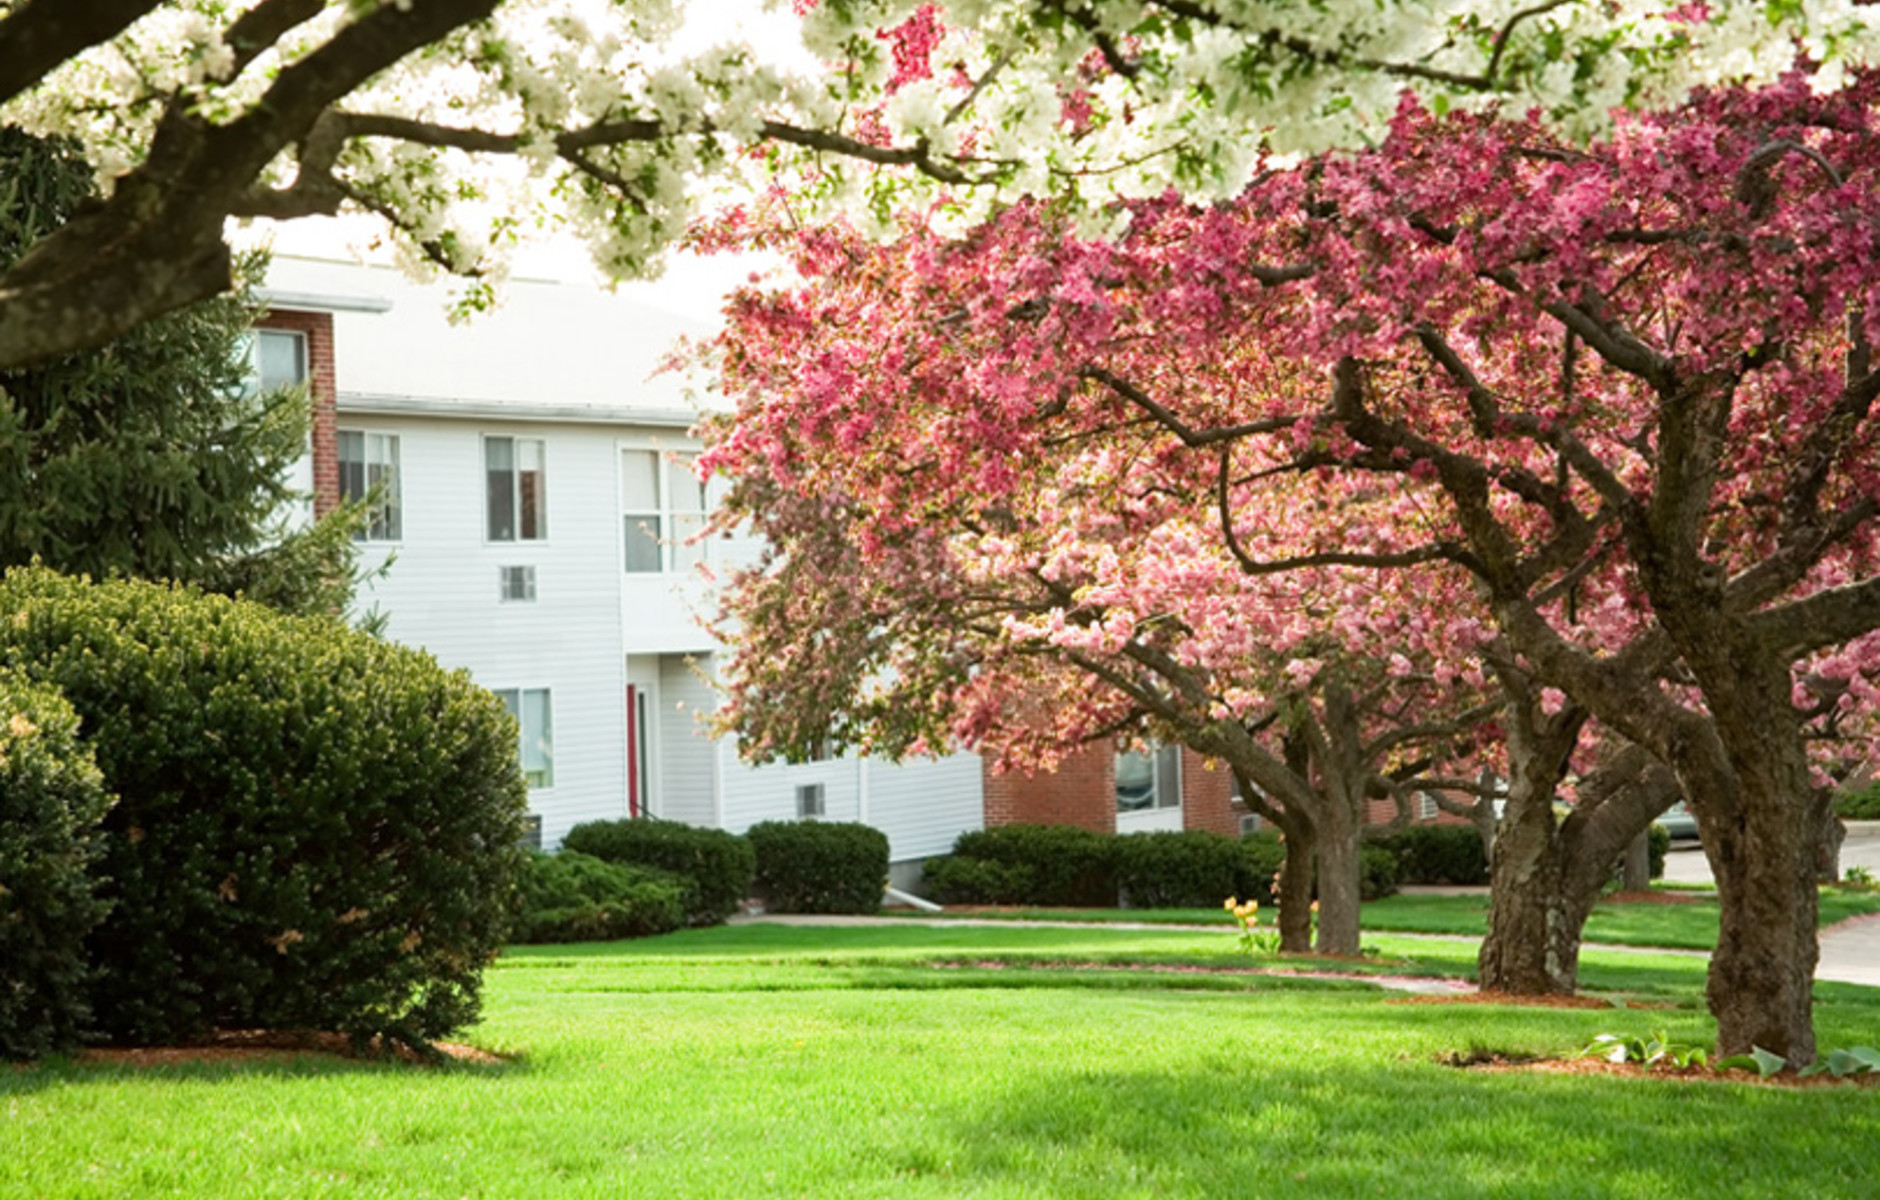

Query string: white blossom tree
3 0 1876 369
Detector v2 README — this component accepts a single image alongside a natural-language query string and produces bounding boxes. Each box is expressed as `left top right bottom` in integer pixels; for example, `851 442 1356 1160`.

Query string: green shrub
514 852 685 943
1238 832 1287 907
1836 784 1880 820
1648 824 1670 879
0 567 528 1049
949 824 1118 907
1113 830 1251 908
1360 845 1401 900
919 855 1036 905
746 821 888 914
562 818 755 926
0 673 112 1060
1372 824 1489 886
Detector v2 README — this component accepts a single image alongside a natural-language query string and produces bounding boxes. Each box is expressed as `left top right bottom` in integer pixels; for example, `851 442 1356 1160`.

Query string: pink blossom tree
700 253 1498 955
703 71 1880 1061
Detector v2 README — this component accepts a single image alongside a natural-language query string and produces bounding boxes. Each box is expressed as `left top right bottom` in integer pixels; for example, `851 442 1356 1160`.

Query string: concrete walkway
736 897 1880 989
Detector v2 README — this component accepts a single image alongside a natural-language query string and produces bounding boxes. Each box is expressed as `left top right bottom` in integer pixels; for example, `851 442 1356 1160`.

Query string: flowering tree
5 0 1879 369
701 213 1504 956
704 70 1880 1060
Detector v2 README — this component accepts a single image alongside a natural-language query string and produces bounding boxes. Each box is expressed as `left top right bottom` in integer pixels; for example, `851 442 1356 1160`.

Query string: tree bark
1274 820 1316 954
1313 826 1363 956
1693 742 1823 1062
1620 830 1651 892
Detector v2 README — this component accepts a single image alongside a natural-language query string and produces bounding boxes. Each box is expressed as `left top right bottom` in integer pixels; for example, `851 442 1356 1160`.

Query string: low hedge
1371 824 1489 886
1114 830 1271 909
747 821 888 914
514 852 685 943
561 818 755 926
0 673 113 1060
1647 824 1670 879
0 567 528 1050
1836 785 1880 820
921 856 1037 905
1360 844 1401 900
948 824 1118 907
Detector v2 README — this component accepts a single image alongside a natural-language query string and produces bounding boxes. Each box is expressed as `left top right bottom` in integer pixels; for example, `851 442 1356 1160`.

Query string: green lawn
5 923 1879 1199
886 886 1880 950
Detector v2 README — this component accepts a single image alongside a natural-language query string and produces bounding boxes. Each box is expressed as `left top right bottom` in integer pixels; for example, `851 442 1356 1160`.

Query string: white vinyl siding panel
345 415 632 848
861 754 986 861
657 654 718 827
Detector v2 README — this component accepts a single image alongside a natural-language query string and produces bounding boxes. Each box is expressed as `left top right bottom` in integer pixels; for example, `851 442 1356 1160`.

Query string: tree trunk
1479 794 1594 994
1313 827 1363 956
1620 830 1651 892
1700 755 1823 1063
1275 821 1316 954
1817 806 1846 884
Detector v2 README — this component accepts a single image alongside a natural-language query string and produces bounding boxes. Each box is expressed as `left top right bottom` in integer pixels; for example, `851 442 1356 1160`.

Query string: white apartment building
258 253 984 867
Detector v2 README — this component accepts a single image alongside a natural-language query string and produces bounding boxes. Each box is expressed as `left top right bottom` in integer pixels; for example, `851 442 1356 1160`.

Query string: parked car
1658 801 1700 842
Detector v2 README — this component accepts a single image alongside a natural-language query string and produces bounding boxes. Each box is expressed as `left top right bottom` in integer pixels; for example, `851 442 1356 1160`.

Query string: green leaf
1750 1046 1787 1077
1826 1049 1869 1078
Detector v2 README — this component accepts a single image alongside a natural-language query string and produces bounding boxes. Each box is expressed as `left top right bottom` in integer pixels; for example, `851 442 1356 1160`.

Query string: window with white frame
338 429 401 541
796 783 826 819
620 448 707 574
243 328 307 396
1116 744 1182 812
498 565 537 602
494 687 554 788
486 436 547 541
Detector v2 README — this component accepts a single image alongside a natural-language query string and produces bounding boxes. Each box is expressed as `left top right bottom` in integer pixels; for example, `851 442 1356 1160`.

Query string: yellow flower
1223 897 1238 912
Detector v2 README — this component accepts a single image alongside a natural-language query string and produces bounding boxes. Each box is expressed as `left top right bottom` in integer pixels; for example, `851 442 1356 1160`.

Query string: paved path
736 894 1878 989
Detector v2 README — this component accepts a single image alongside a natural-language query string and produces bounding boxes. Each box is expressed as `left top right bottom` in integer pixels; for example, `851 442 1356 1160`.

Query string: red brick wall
1180 749 1241 835
257 310 338 515
982 743 1117 833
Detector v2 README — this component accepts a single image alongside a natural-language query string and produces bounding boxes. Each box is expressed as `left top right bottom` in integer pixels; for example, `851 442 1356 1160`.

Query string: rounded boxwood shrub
561 818 755 926
515 851 685 943
1836 784 1880 820
920 855 1036 905
0 567 529 1049
1114 830 1250 908
1648 823 1670 879
746 820 888 914
0 672 112 1060
1371 825 1489 886
1359 844 1401 900
948 824 1118 907
1238 832 1287 906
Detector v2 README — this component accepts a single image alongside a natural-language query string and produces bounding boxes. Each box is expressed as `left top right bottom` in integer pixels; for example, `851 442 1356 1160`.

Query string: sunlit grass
5 922 1877 1199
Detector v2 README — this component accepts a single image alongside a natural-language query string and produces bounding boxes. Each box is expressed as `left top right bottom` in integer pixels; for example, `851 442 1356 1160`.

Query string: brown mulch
66 1030 505 1069
1604 890 1707 905
1450 1053 1880 1089
1389 990 1631 1010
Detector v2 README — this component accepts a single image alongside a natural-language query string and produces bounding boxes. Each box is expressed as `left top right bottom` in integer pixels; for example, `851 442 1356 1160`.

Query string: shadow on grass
917 1054 1880 1199
0 1043 526 1096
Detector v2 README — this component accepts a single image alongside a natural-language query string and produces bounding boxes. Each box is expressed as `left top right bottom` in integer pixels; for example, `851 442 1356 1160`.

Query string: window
242 328 306 396
1116 744 1182 812
498 565 537 602
796 783 826 819
1239 813 1264 836
1416 792 1439 822
486 436 547 541
494 687 554 788
338 430 401 541
621 448 707 574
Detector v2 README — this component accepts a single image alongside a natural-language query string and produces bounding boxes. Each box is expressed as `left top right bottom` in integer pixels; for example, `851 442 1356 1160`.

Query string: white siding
347 413 631 848
863 754 986 861
657 654 718 826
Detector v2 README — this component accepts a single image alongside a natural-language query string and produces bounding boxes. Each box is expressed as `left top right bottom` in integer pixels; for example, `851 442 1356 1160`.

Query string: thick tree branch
0 0 159 107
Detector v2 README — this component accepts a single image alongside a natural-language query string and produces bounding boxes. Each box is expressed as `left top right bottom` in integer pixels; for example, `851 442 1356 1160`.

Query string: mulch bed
1604 890 1707 905
1389 990 1629 1010
62 1030 504 1069
1446 1053 1879 1089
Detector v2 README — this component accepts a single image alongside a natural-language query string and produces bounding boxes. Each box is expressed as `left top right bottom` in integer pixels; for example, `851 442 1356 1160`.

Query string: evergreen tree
0 128 360 614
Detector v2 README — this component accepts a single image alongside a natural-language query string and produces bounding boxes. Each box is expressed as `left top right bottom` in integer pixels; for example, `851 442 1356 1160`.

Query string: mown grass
5 923 1879 1199
890 886 1880 950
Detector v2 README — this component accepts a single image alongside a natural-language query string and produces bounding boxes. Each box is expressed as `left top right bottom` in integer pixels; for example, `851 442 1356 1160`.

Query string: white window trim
483 433 550 545
618 439 709 576
337 427 403 543
493 686 555 791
